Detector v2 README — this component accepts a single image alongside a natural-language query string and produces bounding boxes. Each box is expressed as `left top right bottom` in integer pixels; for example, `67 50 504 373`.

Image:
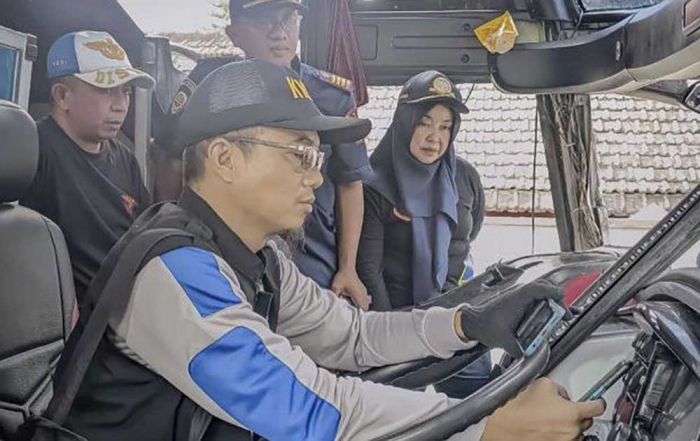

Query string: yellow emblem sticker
475 11 520 55
84 38 127 61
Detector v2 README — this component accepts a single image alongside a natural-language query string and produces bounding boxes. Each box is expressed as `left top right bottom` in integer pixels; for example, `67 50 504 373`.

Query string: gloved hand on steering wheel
457 279 564 357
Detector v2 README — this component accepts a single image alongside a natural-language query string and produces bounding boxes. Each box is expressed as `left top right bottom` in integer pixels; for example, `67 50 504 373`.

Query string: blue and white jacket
107 197 486 441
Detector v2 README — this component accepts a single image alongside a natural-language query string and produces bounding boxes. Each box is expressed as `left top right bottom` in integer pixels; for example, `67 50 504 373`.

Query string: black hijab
366 71 469 302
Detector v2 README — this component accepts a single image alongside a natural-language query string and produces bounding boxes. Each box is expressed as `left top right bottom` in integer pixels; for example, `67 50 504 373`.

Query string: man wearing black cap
66 59 603 441
224 0 373 310
154 0 371 309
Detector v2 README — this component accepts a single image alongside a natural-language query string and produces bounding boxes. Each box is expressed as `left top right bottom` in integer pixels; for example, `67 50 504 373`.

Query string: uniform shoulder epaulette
311 67 354 93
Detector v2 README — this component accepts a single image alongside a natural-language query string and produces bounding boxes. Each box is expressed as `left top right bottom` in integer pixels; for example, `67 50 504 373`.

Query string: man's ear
50 82 71 111
206 138 244 184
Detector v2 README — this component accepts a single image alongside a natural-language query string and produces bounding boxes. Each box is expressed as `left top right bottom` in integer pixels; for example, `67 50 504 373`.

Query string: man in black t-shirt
20 31 155 303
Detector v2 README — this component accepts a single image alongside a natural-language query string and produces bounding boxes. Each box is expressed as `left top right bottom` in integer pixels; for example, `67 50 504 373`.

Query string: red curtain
327 0 369 107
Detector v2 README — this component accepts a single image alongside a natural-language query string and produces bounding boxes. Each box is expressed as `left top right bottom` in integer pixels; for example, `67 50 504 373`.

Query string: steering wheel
375 345 549 440
351 344 547 439
355 344 486 389
352 331 549 439
351 269 558 439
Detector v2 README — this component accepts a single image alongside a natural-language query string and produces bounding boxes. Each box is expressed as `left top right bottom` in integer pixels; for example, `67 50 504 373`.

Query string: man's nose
302 168 323 190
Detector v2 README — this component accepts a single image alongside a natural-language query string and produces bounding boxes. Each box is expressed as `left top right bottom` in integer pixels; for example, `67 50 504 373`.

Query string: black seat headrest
0 100 39 203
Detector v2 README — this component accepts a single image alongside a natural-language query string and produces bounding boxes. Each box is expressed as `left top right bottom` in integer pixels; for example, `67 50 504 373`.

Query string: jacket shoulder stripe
160 247 242 317
307 66 354 93
189 327 340 440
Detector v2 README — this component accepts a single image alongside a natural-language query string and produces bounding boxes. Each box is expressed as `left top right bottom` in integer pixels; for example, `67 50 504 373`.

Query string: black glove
459 279 563 357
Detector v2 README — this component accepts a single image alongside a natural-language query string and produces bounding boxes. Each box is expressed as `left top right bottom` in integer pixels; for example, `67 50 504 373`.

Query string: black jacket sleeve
444 158 484 292
357 185 393 311
466 161 485 242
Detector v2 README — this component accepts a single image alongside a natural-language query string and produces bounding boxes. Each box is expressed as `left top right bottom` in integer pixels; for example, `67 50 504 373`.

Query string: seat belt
20 229 198 441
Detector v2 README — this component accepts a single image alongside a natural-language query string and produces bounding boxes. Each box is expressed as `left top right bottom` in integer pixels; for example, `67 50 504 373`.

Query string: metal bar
133 87 152 187
547 182 700 371
16 34 35 110
538 95 577 251
16 48 33 110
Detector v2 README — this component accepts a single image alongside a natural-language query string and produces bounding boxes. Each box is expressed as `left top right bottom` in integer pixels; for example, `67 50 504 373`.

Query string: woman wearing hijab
357 70 484 310
357 71 486 398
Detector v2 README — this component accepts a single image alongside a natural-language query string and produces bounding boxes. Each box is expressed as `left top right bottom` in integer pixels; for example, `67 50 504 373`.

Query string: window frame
0 25 35 109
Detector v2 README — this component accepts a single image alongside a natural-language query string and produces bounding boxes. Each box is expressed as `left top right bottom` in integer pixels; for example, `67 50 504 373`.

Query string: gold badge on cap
171 91 189 115
430 77 454 96
84 38 127 61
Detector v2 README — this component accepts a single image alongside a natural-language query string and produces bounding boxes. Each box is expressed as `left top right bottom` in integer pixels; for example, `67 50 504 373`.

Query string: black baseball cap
175 59 371 147
398 70 469 114
229 0 307 17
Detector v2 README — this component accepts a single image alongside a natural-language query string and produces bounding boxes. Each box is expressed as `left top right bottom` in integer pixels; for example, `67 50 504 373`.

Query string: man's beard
271 228 305 258
269 212 311 257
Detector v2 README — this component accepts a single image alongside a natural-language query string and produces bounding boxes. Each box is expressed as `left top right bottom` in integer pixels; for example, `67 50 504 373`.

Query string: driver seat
0 101 76 440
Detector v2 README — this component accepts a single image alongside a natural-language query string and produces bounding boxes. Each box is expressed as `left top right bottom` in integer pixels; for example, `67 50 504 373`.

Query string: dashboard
606 302 700 441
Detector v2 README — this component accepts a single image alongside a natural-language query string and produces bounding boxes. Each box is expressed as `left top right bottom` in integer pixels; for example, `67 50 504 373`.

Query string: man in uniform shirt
155 1 371 308
225 0 372 309
20 31 154 303
66 59 604 441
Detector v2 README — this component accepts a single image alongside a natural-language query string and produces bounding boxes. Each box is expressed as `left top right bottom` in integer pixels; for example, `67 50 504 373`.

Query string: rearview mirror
683 82 700 113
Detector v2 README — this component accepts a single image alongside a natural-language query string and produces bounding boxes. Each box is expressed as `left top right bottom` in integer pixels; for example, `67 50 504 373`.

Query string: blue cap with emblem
47 31 154 89
175 59 371 147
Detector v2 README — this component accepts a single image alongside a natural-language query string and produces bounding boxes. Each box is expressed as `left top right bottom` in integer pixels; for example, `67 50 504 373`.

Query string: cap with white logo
47 31 155 90
229 0 306 17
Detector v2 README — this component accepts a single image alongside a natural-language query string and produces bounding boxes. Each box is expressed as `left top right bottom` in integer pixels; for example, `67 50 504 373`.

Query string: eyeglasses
235 10 302 33
224 136 324 172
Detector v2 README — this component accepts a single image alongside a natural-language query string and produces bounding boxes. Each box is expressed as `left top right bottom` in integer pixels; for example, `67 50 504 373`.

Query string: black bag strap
41 228 197 428
20 415 87 441
23 226 280 441
261 248 282 333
